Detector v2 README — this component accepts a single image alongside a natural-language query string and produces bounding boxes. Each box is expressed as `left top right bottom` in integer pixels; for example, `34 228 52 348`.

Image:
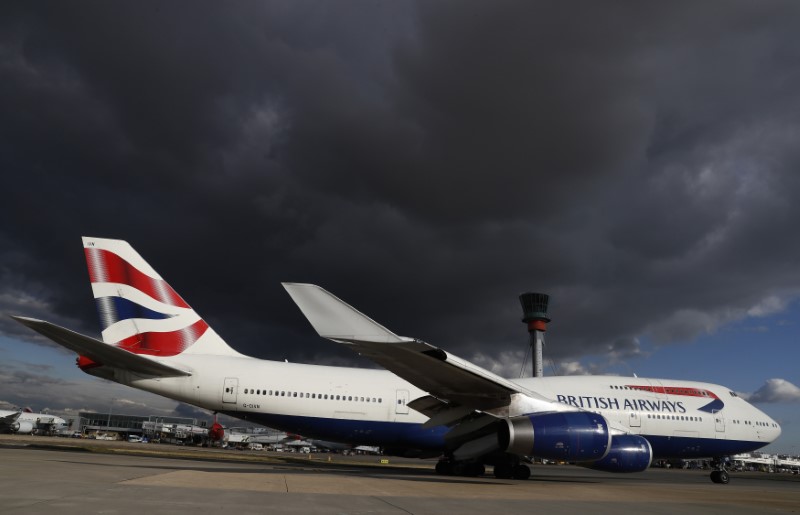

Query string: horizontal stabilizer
10 316 190 378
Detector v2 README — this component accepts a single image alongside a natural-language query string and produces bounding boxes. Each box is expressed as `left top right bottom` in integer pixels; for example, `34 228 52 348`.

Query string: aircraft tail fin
82 237 241 357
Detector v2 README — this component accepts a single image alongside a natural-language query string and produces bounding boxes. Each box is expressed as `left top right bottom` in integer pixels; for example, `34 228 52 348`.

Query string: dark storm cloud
3 1 800 375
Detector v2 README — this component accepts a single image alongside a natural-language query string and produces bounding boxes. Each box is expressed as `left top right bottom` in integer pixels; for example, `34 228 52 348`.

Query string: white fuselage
0 410 68 434
102 354 780 458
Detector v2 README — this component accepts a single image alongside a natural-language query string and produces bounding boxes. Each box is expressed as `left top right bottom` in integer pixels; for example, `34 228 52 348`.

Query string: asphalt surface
1 435 798 514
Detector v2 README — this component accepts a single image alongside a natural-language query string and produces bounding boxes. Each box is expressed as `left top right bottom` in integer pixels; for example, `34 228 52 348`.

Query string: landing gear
435 458 485 477
492 458 531 479
710 457 731 484
434 454 530 480
710 470 730 484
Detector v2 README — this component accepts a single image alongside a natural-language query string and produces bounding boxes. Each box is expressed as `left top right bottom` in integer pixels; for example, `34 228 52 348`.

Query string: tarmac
1 434 798 514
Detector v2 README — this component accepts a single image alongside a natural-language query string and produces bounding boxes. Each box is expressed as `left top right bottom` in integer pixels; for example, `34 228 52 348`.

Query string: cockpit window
729 391 738 397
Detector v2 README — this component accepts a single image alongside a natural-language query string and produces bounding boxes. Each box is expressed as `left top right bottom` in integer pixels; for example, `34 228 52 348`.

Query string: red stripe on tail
85 248 189 308
114 319 209 356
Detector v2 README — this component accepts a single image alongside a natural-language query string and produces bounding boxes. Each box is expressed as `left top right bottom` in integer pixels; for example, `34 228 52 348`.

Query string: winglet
282 283 408 343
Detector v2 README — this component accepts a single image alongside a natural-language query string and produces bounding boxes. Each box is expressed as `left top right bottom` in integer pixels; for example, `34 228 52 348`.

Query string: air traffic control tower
519 292 550 377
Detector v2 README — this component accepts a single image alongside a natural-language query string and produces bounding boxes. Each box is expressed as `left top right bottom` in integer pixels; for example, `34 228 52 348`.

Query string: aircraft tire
513 464 531 480
435 460 453 475
464 463 485 477
494 463 513 479
710 470 730 484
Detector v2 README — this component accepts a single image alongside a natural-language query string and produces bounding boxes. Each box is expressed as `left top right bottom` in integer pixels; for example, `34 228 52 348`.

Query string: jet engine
11 421 34 434
579 434 653 473
499 411 611 462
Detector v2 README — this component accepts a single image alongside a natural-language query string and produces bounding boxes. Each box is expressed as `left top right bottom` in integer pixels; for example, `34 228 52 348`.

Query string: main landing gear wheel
493 463 513 479
435 460 484 477
493 462 531 480
435 460 453 475
513 464 531 480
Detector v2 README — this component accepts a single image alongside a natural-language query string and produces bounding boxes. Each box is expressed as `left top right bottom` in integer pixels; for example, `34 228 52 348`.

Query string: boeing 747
11 237 781 484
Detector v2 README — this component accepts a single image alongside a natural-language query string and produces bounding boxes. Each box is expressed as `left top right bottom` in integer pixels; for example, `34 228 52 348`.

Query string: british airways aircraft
11 237 781 484
0 409 68 435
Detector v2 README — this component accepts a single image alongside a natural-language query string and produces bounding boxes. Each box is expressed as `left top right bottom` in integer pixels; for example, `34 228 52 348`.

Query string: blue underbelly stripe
219 411 769 458
220 411 449 449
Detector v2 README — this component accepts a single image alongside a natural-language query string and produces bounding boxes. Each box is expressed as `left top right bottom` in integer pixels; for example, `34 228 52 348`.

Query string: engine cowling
499 411 611 462
11 421 34 434
579 434 653 473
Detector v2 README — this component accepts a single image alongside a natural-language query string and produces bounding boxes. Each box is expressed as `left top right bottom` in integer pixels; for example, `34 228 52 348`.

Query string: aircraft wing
282 283 552 414
10 316 191 378
0 411 21 427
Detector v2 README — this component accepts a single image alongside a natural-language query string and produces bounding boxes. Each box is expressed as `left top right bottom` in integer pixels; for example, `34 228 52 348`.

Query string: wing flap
11 316 190 377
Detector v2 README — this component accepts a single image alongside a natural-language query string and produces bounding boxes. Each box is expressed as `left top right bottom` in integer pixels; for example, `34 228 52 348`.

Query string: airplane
10 237 781 484
0 409 68 435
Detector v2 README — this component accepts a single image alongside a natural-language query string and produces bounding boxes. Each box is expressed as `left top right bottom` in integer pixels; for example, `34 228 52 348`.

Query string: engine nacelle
11 421 34 434
499 411 611 462
579 434 653 473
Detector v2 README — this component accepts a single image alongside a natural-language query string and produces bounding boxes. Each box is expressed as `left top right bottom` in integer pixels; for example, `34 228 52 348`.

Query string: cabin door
713 409 726 434
222 377 238 404
395 390 410 415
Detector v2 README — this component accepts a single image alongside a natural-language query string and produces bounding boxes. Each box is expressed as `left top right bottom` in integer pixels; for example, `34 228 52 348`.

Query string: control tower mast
519 292 550 377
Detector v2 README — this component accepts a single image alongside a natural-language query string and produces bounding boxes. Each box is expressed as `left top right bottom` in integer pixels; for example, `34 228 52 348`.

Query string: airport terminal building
64 412 209 443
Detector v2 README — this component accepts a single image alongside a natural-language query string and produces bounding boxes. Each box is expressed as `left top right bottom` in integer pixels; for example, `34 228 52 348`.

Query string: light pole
106 398 116 431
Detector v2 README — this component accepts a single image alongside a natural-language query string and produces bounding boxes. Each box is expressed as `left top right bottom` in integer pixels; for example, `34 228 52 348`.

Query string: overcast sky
1 1 799 453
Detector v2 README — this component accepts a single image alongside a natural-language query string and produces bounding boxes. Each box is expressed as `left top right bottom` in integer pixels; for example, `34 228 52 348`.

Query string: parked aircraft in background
11 237 781 484
0 409 68 435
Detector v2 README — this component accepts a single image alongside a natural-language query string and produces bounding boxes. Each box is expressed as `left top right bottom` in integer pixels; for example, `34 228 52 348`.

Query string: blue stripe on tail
94 296 173 330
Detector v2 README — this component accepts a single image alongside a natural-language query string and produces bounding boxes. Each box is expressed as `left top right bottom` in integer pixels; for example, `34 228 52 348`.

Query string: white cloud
556 361 590 376
742 378 800 403
470 350 527 378
747 296 789 318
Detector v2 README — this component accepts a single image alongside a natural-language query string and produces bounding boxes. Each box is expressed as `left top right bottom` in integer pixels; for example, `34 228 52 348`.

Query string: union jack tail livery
82 237 240 358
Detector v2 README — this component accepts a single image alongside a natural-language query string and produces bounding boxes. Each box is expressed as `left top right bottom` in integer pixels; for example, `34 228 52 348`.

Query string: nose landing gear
710 458 731 484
